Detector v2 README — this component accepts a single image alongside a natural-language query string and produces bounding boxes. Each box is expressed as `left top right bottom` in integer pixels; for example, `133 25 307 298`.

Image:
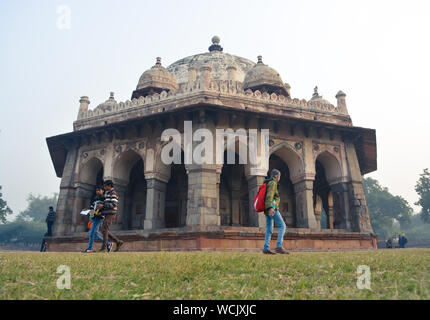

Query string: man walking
45 206 56 236
82 185 112 253
263 169 288 254
98 180 124 252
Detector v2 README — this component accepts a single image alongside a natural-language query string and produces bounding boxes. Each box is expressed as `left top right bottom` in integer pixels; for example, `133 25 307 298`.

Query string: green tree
0 220 45 244
17 193 58 222
0 186 12 224
415 168 430 223
363 177 413 240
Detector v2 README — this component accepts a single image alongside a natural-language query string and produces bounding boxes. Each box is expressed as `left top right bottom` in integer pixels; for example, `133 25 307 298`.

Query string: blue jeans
264 210 286 250
86 218 110 251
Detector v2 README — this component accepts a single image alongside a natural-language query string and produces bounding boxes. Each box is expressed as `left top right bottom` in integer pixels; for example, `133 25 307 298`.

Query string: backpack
253 183 267 213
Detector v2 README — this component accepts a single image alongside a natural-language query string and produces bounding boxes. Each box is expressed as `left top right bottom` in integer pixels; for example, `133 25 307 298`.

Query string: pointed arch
270 142 304 182
315 150 342 185
113 149 144 183
80 157 104 185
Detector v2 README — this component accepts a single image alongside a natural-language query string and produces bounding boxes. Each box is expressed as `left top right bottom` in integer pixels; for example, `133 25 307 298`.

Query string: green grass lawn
0 249 429 300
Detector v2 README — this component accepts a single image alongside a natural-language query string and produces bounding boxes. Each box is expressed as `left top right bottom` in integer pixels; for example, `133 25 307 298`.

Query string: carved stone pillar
186 163 220 227
327 191 334 230
331 182 351 230
348 181 373 233
71 182 94 233
143 178 167 230
293 179 317 229
344 139 373 233
230 169 242 226
247 175 266 228
53 141 79 236
314 195 322 231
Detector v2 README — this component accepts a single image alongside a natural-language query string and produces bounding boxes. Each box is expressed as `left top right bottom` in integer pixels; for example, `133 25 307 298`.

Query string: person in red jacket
263 169 289 255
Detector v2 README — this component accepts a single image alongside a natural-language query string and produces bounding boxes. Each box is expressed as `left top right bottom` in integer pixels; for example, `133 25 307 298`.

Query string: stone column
348 181 373 233
314 195 322 231
111 183 127 231
293 179 317 229
331 182 351 230
344 140 374 233
71 182 94 233
247 175 266 228
143 178 167 230
186 163 220 227
53 141 79 236
230 169 242 226
327 191 334 229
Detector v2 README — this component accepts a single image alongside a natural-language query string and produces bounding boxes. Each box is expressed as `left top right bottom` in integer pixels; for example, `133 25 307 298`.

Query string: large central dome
167 36 255 84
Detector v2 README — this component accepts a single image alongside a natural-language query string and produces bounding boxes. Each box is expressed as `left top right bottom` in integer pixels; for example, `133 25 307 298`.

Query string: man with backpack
262 169 289 254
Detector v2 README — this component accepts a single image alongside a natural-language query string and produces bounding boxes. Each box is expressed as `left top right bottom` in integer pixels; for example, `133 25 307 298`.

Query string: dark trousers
46 222 53 236
100 214 121 250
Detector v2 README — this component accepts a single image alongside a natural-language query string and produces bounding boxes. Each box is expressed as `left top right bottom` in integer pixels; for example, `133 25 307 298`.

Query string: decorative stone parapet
76 79 350 130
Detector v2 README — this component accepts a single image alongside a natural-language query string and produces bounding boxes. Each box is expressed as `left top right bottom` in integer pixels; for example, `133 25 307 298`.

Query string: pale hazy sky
1 0 430 219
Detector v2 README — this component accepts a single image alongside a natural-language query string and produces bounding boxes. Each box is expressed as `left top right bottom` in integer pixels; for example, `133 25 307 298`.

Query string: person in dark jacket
263 169 288 254
399 233 408 248
98 180 124 252
45 206 56 236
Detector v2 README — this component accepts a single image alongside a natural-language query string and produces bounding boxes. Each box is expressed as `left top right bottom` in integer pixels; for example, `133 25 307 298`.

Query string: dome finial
257 55 263 64
209 35 223 52
109 92 115 99
156 57 162 66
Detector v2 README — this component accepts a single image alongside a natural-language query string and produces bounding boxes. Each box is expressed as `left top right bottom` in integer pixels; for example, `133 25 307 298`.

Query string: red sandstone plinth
45 226 378 252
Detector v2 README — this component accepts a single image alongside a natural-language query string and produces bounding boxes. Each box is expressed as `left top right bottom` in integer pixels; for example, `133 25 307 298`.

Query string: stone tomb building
46 37 378 251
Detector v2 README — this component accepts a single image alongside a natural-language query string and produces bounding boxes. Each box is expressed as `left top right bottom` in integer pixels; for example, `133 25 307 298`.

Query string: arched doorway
165 151 188 228
77 157 104 231
313 160 330 229
80 157 104 186
219 152 249 226
126 159 146 229
113 149 146 230
314 151 343 230
268 154 296 227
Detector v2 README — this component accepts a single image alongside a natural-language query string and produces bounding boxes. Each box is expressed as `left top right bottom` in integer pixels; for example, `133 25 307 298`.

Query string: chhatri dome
96 92 117 112
243 55 289 97
310 86 331 105
132 57 178 99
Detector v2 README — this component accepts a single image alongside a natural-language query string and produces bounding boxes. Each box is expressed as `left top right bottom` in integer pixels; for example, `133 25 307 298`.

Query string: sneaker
263 249 276 255
82 249 94 253
114 240 124 252
275 247 289 254
107 242 113 253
